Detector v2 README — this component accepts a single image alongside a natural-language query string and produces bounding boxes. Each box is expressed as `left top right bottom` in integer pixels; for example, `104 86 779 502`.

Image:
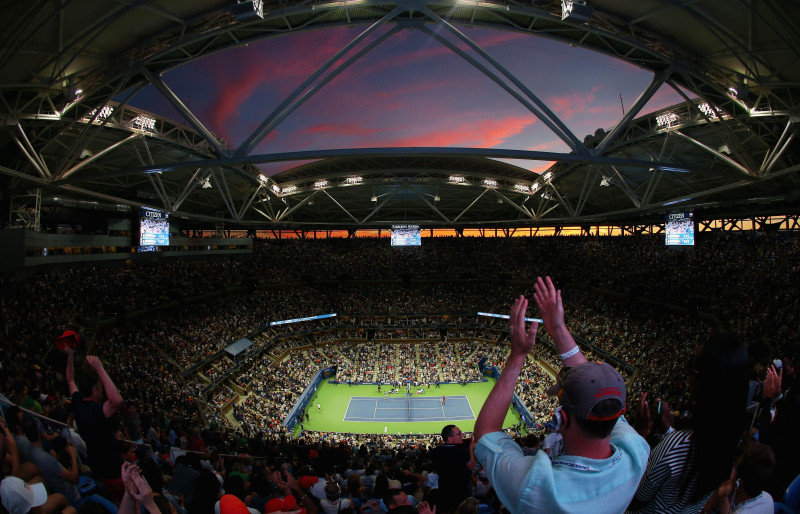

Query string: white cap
774 359 783 369
1 477 48 514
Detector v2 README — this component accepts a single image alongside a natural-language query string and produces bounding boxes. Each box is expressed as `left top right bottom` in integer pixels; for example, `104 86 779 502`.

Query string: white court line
344 396 354 422
344 415 475 422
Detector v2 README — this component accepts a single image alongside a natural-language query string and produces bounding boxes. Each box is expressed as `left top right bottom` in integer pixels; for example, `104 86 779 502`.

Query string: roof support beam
409 185 450 223
58 133 139 180
594 68 673 155
320 188 359 223
68 147 697 183
237 185 264 220
276 191 320 222
673 130 754 176
605 165 641 208
141 67 230 157
16 122 50 177
760 117 796 176
209 168 237 219
574 168 598 216
361 190 398 224
490 189 535 219
13 137 49 179
453 188 490 223
235 6 404 157
172 168 203 212
421 7 589 156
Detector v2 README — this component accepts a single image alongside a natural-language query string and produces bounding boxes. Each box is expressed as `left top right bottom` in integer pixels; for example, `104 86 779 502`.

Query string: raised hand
510 295 538 356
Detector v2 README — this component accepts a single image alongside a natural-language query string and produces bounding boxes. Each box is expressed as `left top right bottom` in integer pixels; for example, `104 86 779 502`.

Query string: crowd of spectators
1 231 798 514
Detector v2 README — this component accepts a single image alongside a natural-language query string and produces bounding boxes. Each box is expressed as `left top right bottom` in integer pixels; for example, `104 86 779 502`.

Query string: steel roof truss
545 181 576 217
58 133 139 180
595 68 672 155
142 68 230 157
408 185 450 223
422 8 589 156
235 22 401 157
452 188 490 223
209 168 237 219
276 190 320 222
490 189 535 220
320 188 360 223
574 168 598 217
760 118 796 175
57 77 143 175
236 6 404 157
361 190 398 224
673 130 753 176
237 184 264 220
670 78 760 172
171 168 202 211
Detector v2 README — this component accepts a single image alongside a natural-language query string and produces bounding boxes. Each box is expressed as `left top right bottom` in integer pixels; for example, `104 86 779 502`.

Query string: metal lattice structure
1 0 798 230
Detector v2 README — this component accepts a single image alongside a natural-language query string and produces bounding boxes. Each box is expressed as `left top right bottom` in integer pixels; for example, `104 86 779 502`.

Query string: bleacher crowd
1 232 798 514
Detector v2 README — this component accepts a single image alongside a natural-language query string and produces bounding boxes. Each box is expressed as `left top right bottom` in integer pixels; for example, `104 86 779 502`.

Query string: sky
126 24 688 176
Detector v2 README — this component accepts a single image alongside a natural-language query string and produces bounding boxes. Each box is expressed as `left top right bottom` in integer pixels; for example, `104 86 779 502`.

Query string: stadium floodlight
130 114 156 132
313 180 328 189
600 176 611 187
531 182 540 193
371 195 377 202
232 0 264 21
541 191 552 200
258 174 268 184
698 102 716 117
282 185 298 194
656 112 679 128
542 171 553 183
271 184 281 194
449 175 465 184
483 178 498 188
85 105 113 122
200 176 212 189
514 184 530 193
344 176 363 185
561 0 593 21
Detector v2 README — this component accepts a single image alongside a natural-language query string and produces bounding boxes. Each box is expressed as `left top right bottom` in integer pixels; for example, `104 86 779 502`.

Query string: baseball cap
387 479 403 490
1 477 48 514
299 476 318 490
217 495 250 514
264 495 297 513
548 362 626 421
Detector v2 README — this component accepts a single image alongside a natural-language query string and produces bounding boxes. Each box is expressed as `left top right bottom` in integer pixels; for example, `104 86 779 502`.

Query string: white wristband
559 346 580 361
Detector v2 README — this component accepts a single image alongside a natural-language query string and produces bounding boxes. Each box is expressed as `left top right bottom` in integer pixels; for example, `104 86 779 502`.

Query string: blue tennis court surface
344 396 474 422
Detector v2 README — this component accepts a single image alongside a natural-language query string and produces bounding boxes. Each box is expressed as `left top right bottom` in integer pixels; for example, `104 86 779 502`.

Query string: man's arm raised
86 356 123 418
533 276 587 367
474 296 538 443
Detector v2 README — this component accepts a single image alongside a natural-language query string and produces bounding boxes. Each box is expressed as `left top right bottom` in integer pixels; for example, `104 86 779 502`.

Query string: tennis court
343 395 474 423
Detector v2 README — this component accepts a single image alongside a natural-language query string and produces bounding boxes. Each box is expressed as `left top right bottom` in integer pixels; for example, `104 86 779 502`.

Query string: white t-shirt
733 491 774 513
543 432 564 459
320 498 352 514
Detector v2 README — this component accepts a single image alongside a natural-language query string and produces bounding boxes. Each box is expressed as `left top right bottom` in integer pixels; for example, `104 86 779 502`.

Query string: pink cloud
382 116 534 147
302 123 378 137
526 139 564 152
547 85 601 120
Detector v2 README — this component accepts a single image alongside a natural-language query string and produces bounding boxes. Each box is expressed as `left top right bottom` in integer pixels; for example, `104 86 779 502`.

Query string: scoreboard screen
665 212 694 246
139 207 170 246
391 224 421 246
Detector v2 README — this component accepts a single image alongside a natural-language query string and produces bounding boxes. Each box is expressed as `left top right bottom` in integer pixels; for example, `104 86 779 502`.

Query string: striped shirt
633 429 706 514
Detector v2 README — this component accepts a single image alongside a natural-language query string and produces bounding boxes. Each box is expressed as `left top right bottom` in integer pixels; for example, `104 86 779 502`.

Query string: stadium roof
1 0 799 230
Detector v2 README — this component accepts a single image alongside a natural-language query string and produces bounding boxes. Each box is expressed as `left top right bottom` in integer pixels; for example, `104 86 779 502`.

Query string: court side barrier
478 357 535 428
282 366 335 432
